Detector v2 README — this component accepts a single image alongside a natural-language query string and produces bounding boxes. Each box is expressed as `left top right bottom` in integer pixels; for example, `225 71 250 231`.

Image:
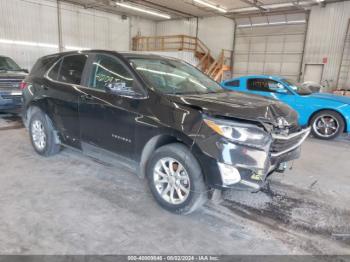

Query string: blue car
222 75 350 140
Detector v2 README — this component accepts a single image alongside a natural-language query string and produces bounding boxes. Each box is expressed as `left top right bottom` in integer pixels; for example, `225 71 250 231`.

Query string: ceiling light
0 38 58 49
193 0 227 13
115 2 171 19
263 3 294 9
230 7 259 12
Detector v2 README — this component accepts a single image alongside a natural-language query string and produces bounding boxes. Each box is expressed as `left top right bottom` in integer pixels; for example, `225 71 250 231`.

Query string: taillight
19 81 28 90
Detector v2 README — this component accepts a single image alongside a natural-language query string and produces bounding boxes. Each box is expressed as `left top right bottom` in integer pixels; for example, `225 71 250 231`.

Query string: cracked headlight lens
203 117 270 147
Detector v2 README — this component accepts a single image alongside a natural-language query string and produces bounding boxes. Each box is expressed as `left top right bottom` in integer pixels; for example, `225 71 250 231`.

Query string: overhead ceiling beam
229 9 310 19
126 0 195 17
239 0 266 11
84 0 110 9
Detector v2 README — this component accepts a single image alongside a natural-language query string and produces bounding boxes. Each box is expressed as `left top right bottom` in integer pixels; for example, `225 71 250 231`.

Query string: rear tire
146 143 207 215
29 111 61 156
310 110 344 140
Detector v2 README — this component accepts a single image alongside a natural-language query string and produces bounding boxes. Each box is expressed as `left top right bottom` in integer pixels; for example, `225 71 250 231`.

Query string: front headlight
203 117 270 147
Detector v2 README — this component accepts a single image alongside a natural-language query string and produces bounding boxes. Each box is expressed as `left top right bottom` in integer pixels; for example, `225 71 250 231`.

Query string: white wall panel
156 16 234 60
140 51 199 66
60 2 130 51
0 0 156 70
0 0 59 69
156 18 197 37
233 23 306 81
303 1 350 90
197 16 234 58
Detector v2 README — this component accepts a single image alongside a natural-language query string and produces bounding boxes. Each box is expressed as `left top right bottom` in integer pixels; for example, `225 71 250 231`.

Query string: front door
78 53 143 159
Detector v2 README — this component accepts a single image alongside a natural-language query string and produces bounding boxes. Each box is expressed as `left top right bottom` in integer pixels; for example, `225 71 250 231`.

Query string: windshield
129 58 224 95
0 56 21 71
283 78 312 95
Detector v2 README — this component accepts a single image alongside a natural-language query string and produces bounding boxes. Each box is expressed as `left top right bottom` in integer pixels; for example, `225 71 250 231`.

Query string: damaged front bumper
196 126 311 191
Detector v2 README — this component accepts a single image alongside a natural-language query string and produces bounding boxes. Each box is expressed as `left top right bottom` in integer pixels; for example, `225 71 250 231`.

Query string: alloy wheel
153 157 191 205
31 120 47 150
313 115 339 138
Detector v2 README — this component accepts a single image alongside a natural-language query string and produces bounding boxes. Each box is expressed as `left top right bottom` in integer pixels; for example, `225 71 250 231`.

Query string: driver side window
248 79 286 93
89 54 135 94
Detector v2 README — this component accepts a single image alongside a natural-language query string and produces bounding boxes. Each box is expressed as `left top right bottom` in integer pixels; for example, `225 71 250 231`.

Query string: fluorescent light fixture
230 7 259 12
115 2 171 19
268 21 287 25
251 22 268 26
193 0 227 13
287 20 306 24
263 3 294 9
0 38 58 49
316 0 325 2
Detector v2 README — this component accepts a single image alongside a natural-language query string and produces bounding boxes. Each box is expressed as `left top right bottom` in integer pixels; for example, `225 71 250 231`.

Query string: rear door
78 53 144 159
44 54 88 148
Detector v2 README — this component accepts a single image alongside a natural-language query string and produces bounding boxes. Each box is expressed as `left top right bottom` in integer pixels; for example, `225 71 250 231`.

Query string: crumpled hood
308 92 350 105
167 91 299 127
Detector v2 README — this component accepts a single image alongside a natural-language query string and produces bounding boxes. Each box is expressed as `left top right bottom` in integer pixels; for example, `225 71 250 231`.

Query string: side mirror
275 88 288 94
105 81 144 98
22 69 29 74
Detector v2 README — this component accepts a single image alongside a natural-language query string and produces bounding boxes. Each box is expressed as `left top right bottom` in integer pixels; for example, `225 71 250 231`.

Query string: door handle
80 94 94 101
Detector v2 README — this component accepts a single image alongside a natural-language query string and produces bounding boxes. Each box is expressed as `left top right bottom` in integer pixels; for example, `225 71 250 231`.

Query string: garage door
337 21 350 90
233 14 307 81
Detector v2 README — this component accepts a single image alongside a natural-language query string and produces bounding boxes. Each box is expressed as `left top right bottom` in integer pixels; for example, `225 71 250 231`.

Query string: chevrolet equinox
22 51 310 214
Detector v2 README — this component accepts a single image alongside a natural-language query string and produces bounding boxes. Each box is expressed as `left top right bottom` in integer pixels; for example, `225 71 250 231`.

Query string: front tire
310 110 344 140
29 111 61 156
146 143 207 215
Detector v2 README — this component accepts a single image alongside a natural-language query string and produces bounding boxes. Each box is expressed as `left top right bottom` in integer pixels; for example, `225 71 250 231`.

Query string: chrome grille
270 128 311 157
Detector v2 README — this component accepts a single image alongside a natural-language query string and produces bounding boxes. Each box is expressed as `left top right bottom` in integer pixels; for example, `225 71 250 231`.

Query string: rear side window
31 55 60 77
225 80 240 87
58 55 87 85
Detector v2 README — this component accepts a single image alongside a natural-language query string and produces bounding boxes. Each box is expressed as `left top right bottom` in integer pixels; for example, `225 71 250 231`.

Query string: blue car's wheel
310 110 344 140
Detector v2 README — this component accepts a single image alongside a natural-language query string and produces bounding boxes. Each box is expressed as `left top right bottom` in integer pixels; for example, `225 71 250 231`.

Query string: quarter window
89 55 134 93
58 55 87 85
48 59 61 81
225 80 240 87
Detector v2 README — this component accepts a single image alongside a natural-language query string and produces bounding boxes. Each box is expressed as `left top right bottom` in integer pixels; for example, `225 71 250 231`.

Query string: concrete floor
0 113 349 255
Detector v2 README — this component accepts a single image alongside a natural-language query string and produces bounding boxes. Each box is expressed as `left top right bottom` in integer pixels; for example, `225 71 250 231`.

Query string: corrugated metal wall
338 21 350 90
138 51 199 66
197 16 234 58
0 0 156 70
303 1 350 89
233 23 307 81
156 18 197 37
155 16 234 59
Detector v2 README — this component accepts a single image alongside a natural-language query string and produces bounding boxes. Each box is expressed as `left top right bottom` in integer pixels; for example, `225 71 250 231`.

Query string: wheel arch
137 132 195 179
25 103 60 144
308 108 347 132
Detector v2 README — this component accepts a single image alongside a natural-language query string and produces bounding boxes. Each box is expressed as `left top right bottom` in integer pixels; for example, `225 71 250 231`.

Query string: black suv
0 56 28 112
22 50 310 214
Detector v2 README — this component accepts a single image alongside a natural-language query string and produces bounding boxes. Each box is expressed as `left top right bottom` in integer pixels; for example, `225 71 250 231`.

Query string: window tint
89 54 134 93
48 59 61 80
247 79 284 93
225 80 240 87
58 55 87 85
